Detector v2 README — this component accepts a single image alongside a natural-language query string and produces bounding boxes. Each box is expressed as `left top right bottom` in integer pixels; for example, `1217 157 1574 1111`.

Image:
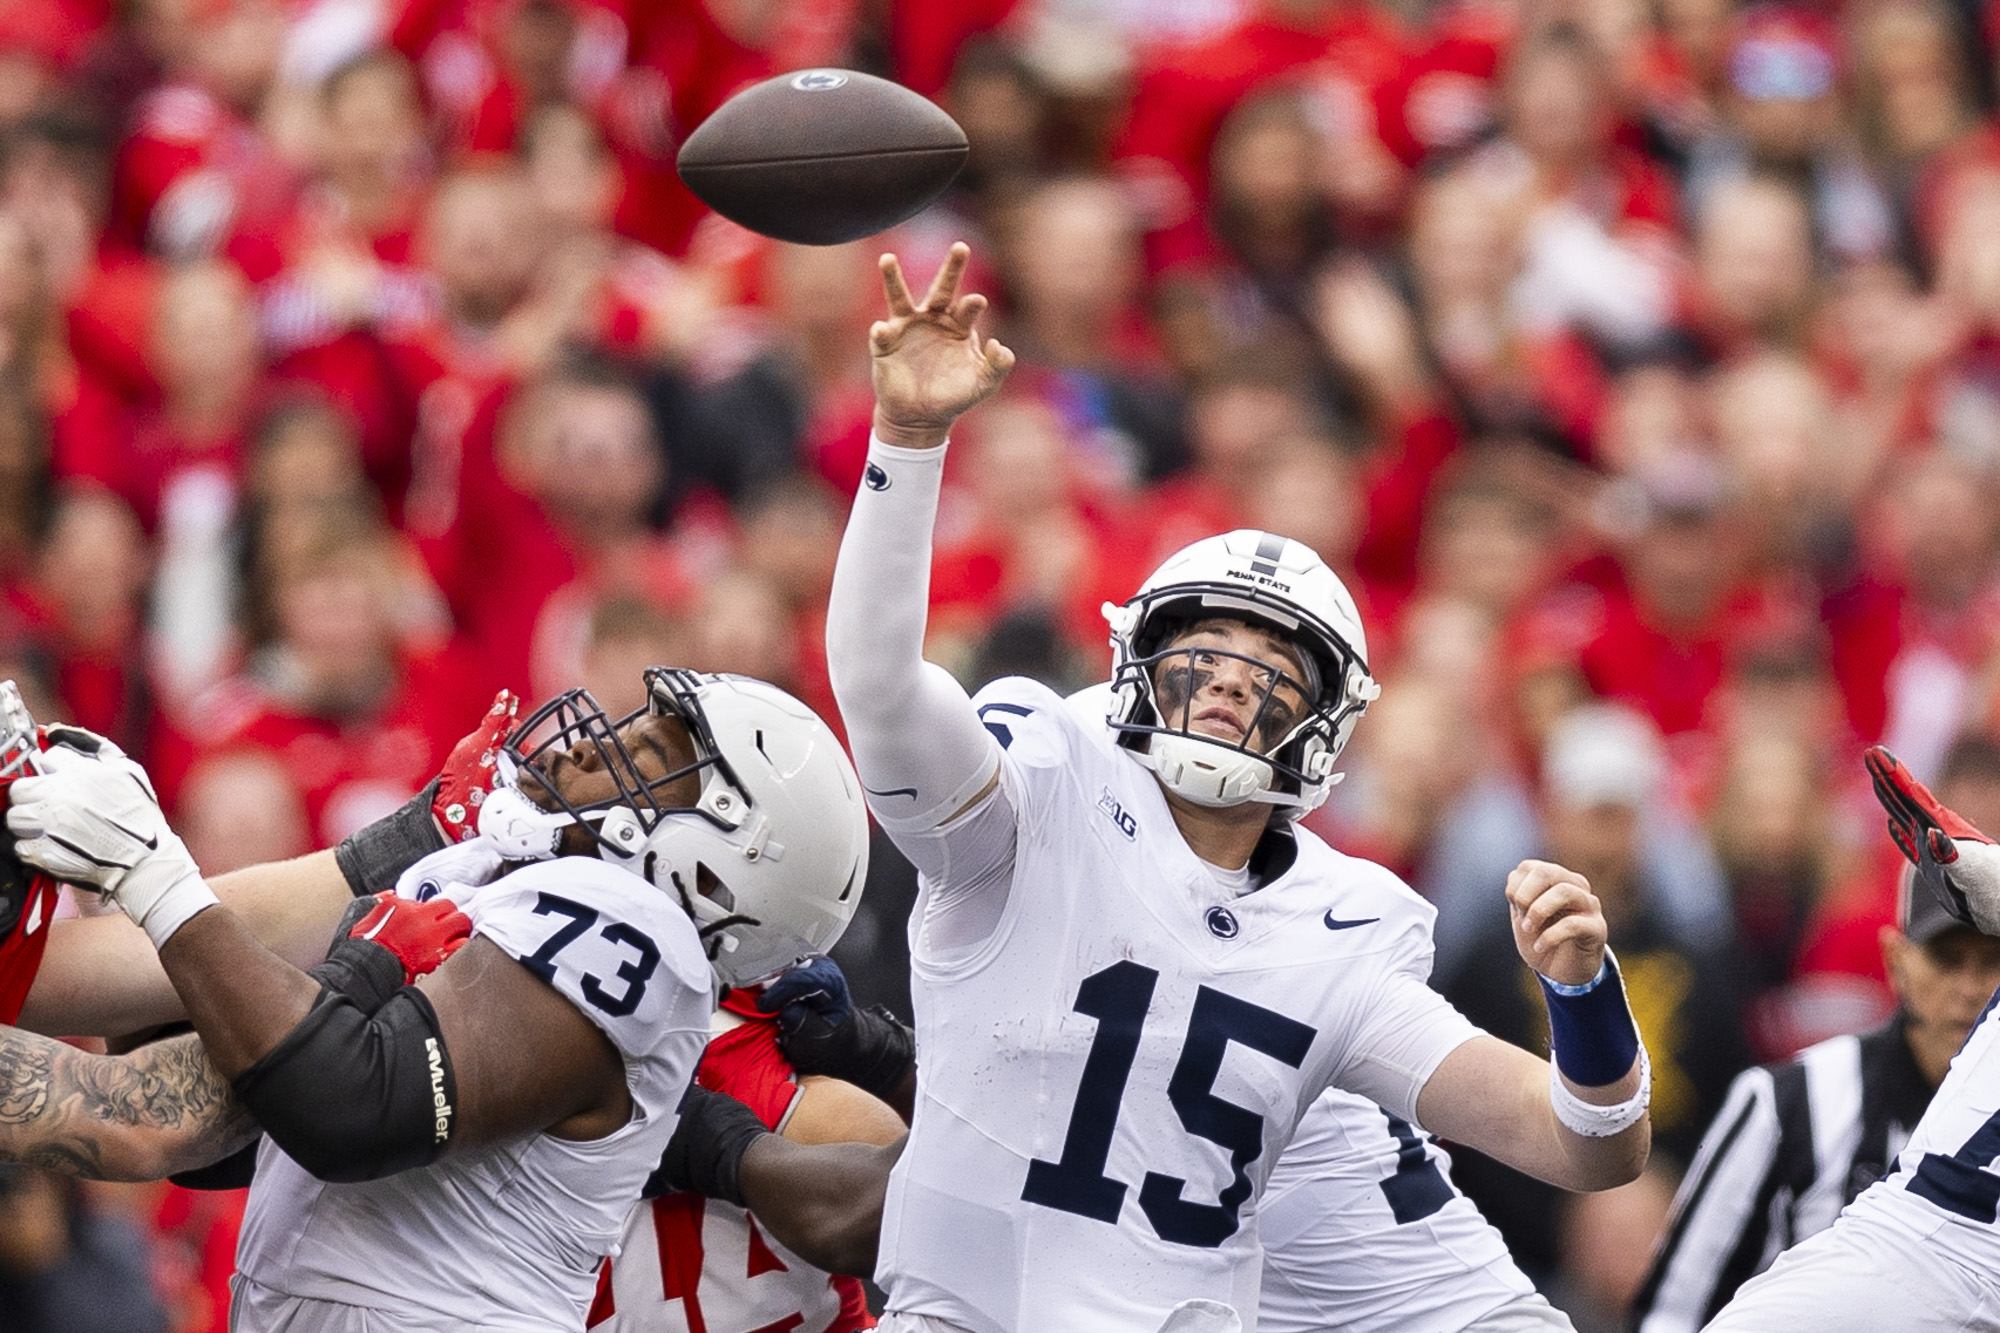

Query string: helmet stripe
1250 531 1286 576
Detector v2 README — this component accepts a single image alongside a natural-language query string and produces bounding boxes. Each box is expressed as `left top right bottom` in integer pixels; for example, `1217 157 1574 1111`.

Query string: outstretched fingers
878 253 917 317
920 242 970 313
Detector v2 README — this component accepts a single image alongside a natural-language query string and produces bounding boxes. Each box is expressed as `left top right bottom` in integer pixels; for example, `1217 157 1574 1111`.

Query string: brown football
676 69 968 246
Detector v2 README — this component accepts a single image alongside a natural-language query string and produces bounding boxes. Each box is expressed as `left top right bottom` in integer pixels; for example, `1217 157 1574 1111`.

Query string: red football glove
346 891 474 985
1865 745 2000 935
432 690 520 843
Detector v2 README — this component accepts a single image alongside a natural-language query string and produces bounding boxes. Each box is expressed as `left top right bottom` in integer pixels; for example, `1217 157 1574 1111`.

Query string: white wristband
119 834 221 950
1549 1042 1651 1138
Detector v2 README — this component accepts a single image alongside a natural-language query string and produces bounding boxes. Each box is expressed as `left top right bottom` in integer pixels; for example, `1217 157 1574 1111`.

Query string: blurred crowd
6 0 2000 1326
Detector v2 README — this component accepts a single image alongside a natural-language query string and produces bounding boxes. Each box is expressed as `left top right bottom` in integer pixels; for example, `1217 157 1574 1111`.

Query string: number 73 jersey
234 856 715 1332
877 680 1484 1333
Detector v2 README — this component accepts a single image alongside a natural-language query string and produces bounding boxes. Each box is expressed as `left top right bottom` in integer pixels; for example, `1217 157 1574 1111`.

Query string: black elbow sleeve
232 984 459 1184
333 779 446 898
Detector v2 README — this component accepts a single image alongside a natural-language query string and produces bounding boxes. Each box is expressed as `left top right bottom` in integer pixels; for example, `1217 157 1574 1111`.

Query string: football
676 69 969 246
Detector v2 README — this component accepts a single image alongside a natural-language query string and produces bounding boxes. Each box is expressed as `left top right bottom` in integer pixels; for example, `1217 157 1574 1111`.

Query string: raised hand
1866 744 2000 934
1506 859 1608 989
869 242 1015 449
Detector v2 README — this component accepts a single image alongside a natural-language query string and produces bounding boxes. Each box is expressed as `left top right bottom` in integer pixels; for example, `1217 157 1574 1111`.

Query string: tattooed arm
0 1027 258 1180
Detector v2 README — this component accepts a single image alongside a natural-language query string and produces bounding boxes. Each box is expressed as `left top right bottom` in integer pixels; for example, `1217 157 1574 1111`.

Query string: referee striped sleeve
1633 1067 1787 1333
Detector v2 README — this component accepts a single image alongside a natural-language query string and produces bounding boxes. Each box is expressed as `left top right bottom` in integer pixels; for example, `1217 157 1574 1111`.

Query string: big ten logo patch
1097 787 1137 840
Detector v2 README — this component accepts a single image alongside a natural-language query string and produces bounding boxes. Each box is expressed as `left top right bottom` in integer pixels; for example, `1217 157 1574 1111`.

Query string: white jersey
233 856 715 1333
876 679 1483 1333
1258 1089 1533 1333
1844 987 2000 1272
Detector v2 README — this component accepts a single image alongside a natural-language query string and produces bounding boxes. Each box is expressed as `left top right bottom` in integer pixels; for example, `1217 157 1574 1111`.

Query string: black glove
646 1084 770 1204
757 956 914 1103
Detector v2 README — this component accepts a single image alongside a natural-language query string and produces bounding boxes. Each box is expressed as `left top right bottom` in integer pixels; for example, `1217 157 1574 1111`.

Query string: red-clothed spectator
1400 165 1607 451
1117 0 1411 256
1826 450 2000 772
1462 25 1677 364
61 258 264 534
452 358 699 704
1682 173 1815 358
1147 90 1341 337
381 163 555 541
1709 350 1867 585
1307 259 1462 603
1557 456 1781 776
931 396 1147 664
111 0 293 274
1144 347 1317 564
995 176 1183 490
1809 258 1959 467
159 508 473 847
5 489 149 747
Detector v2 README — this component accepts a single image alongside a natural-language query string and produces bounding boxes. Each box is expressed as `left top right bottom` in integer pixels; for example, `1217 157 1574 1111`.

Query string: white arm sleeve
827 438 1015 909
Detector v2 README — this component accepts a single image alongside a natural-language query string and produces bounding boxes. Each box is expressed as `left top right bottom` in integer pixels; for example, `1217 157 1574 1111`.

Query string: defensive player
1695 748 2000 1331
1 687 528 1039
5 668 871 1332
589 979 905 1332
820 242 1649 1332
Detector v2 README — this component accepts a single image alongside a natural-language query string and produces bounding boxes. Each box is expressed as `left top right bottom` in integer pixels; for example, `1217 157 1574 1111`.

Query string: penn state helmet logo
1205 905 1239 939
863 461 891 491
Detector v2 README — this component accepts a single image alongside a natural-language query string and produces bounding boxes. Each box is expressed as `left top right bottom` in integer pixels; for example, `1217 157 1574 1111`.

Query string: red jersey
0 742 59 1026
589 990 872 1332
0 870 59 1026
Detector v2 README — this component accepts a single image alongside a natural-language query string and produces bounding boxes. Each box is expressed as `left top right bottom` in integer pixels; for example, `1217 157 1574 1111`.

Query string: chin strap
1142 733 1276 806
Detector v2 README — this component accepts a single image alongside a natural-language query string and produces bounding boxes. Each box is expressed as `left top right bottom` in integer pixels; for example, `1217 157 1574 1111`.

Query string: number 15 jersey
875 679 1482 1333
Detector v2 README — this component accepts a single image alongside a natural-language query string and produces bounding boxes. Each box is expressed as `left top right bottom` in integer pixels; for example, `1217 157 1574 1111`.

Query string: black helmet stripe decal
1251 532 1286 576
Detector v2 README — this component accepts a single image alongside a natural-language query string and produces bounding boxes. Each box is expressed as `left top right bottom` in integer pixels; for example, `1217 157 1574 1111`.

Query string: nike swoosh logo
864 785 919 800
1324 911 1379 931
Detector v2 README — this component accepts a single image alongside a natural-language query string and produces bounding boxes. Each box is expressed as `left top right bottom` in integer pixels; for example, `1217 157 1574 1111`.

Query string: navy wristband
1538 952 1639 1088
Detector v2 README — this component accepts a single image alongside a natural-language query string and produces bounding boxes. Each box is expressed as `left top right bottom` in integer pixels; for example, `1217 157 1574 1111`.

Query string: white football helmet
1104 530 1378 816
479 668 870 988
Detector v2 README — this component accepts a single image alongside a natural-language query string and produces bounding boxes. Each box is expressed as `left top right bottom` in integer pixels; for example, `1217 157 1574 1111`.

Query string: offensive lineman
4 668 871 1332
820 242 1650 1331
1695 747 2000 1331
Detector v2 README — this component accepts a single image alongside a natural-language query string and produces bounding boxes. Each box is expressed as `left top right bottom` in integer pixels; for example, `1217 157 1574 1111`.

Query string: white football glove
4 730 217 949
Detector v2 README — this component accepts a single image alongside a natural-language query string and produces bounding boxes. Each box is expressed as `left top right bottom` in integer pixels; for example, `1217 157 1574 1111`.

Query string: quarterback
679 951 1571 1333
817 242 1650 1333
3 668 871 1333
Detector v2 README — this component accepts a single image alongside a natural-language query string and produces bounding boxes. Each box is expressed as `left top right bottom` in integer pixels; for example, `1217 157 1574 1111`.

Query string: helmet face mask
1106 531 1379 815
494 667 870 989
